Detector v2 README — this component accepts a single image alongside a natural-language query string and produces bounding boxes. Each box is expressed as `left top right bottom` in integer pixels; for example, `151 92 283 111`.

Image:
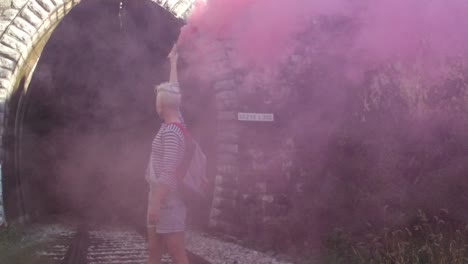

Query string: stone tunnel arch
0 0 240 232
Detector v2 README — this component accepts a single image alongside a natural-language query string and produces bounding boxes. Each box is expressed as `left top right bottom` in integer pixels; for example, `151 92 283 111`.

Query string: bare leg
147 227 164 264
166 232 189 264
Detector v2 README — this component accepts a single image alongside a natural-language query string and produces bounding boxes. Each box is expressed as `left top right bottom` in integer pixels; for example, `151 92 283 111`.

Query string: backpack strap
170 122 192 141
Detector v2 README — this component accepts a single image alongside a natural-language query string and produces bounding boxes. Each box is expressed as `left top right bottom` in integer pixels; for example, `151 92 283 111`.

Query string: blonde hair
155 82 181 109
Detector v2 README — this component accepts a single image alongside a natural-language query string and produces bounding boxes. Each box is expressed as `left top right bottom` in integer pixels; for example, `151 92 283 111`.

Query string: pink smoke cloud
180 0 468 78
355 0 468 64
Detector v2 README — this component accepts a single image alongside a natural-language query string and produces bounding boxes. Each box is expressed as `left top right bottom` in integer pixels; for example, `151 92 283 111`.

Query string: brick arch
0 0 200 96
0 0 240 231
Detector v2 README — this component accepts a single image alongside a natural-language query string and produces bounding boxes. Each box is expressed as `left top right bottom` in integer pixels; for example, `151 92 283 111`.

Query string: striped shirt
148 121 185 189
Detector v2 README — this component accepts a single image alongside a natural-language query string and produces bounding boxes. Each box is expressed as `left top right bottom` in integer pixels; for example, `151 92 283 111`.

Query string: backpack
171 123 209 203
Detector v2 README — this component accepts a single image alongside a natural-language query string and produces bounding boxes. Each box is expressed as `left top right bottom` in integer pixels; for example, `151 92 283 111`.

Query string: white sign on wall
238 112 274 122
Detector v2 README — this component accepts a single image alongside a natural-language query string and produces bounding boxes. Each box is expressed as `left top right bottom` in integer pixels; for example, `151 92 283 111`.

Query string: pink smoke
179 0 468 78
355 0 468 65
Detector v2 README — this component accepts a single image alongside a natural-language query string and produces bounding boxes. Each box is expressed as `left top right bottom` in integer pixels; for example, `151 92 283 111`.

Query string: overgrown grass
322 210 468 264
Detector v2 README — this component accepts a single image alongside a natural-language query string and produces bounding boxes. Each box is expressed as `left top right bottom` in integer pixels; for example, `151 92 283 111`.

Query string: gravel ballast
186 231 293 264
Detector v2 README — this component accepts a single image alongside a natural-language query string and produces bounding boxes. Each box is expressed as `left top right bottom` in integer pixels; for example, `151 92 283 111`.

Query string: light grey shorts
147 190 187 234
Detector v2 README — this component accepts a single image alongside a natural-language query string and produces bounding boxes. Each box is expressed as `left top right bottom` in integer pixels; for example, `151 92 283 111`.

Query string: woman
146 45 189 264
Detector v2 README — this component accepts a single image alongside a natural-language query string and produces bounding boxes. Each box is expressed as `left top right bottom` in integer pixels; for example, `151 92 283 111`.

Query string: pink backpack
171 123 209 201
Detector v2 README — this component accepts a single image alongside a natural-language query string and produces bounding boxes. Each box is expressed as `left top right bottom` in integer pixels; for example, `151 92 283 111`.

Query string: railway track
38 225 210 264
34 222 294 264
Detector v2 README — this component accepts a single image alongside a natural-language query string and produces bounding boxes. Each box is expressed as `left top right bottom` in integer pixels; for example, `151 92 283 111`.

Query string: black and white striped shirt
149 122 185 188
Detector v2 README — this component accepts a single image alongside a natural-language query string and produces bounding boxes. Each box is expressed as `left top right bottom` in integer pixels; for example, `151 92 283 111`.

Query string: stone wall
202 42 241 233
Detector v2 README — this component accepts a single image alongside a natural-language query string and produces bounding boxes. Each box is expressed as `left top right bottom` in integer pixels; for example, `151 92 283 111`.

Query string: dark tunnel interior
6 0 215 228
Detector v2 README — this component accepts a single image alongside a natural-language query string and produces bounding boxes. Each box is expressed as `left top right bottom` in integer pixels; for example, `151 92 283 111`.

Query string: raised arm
168 44 179 84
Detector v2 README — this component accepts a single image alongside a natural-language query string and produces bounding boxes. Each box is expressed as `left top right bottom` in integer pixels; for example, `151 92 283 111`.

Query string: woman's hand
148 190 162 226
168 44 178 65
148 202 160 226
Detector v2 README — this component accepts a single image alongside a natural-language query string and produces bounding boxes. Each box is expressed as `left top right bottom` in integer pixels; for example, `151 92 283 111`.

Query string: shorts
147 189 187 234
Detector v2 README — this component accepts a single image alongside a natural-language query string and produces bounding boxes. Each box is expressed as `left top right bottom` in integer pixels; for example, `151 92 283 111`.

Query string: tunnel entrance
6 0 214 228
